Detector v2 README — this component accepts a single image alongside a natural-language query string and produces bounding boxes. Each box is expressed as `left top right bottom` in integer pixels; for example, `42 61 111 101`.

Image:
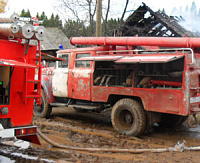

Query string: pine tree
20 9 31 17
20 9 25 17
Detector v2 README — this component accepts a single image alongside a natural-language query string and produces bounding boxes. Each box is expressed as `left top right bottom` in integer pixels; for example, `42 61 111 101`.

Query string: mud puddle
31 107 200 162
3 106 200 162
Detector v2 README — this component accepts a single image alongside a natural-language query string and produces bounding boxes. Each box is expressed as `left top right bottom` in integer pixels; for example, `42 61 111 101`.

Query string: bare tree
56 0 97 34
86 0 97 34
59 0 81 22
120 0 129 25
102 0 110 35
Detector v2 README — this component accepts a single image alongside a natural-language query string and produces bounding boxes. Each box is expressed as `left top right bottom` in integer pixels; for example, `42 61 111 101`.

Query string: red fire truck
35 36 200 136
0 14 45 144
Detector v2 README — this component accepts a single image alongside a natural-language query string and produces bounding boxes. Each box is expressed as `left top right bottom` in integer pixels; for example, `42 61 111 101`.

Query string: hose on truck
37 129 200 154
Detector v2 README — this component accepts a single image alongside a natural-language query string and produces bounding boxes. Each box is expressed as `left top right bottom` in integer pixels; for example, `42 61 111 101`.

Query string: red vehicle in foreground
0 14 45 144
35 36 200 136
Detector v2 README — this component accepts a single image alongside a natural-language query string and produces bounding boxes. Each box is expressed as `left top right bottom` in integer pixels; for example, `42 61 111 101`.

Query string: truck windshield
58 55 68 68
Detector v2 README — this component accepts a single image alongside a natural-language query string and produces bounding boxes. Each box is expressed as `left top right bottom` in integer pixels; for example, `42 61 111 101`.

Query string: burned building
117 3 198 37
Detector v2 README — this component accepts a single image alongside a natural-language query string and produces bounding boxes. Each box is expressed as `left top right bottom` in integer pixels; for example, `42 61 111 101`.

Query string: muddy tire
111 98 146 136
143 111 155 135
33 89 52 118
159 114 187 128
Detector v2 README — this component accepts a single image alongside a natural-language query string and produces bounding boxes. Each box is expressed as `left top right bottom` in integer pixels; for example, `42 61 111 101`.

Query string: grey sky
5 0 200 20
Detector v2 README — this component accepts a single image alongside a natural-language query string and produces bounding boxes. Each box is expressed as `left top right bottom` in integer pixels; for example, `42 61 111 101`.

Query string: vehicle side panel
91 86 185 115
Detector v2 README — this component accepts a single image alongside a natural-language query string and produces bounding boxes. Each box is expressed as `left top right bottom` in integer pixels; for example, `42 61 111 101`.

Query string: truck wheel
159 114 187 128
143 111 155 135
33 89 52 118
111 98 146 136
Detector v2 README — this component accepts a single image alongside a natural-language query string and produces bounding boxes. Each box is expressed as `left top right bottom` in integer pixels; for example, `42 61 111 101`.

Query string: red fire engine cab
35 36 200 136
0 13 45 144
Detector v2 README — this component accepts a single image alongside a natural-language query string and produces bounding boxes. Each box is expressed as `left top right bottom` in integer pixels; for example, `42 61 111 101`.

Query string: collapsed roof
117 3 198 37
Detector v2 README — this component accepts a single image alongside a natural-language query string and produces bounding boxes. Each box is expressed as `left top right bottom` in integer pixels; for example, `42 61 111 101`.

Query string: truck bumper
0 125 40 145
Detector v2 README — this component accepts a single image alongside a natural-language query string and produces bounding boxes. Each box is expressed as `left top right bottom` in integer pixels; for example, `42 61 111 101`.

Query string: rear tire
143 111 155 135
33 89 52 118
111 98 146 136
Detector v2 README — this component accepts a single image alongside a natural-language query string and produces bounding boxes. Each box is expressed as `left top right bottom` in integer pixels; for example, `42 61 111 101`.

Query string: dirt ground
2 107 200 162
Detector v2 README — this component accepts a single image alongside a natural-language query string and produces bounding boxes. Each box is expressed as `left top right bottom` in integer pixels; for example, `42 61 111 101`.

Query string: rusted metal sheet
91 86 185 114
75 56 123 61
75 54 184 63
115 54 184 63
72 68 91 101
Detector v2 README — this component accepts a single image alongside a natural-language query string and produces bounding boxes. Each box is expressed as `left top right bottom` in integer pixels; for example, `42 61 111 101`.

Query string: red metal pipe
147 80 182 87
70 37 200 48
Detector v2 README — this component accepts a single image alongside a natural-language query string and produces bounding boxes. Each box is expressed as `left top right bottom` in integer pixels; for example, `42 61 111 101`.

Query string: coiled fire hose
37 129 200 153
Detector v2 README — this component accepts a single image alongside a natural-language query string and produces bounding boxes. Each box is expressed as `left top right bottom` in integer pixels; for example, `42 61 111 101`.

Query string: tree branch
120 0 129 25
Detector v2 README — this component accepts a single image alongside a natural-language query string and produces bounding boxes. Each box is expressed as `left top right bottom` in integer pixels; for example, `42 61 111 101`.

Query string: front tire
111 98 146 136
33 89 52 118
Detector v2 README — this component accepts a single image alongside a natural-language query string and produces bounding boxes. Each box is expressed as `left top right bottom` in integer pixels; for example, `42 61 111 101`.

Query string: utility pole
96 0 102 36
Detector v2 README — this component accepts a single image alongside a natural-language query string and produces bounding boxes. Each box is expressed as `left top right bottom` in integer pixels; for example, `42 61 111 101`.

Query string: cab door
52 54 69 97
72 53 91 101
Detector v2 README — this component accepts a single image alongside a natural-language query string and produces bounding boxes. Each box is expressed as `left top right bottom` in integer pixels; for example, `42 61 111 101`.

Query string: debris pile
117 3 198 37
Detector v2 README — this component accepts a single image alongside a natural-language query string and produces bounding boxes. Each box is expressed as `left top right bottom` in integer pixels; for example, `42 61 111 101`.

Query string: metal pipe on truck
0 23 19 38
0 13 19 23
70 37 200 48
0 23 35 39
0 13 45 40
32 26 46 41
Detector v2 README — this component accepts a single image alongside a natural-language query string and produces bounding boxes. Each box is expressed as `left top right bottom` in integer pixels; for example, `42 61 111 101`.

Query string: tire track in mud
33 116 169 150
31 108 200 162
33 116 200 163
1 140 126 163
0 142 66 163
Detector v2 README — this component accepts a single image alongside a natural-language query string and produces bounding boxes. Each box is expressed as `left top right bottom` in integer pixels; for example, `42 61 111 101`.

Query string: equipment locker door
72 53 91 101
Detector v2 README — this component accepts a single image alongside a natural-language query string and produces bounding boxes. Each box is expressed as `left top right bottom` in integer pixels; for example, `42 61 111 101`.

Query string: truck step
68 104 101 110
50 103 101 110
50 103 69 107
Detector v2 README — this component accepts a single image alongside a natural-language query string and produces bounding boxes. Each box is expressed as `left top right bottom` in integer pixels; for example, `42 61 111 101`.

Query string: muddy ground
2 107 200 162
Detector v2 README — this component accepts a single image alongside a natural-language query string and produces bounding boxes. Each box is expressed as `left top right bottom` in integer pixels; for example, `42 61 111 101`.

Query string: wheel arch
107 94 145 109
41 81 55 104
